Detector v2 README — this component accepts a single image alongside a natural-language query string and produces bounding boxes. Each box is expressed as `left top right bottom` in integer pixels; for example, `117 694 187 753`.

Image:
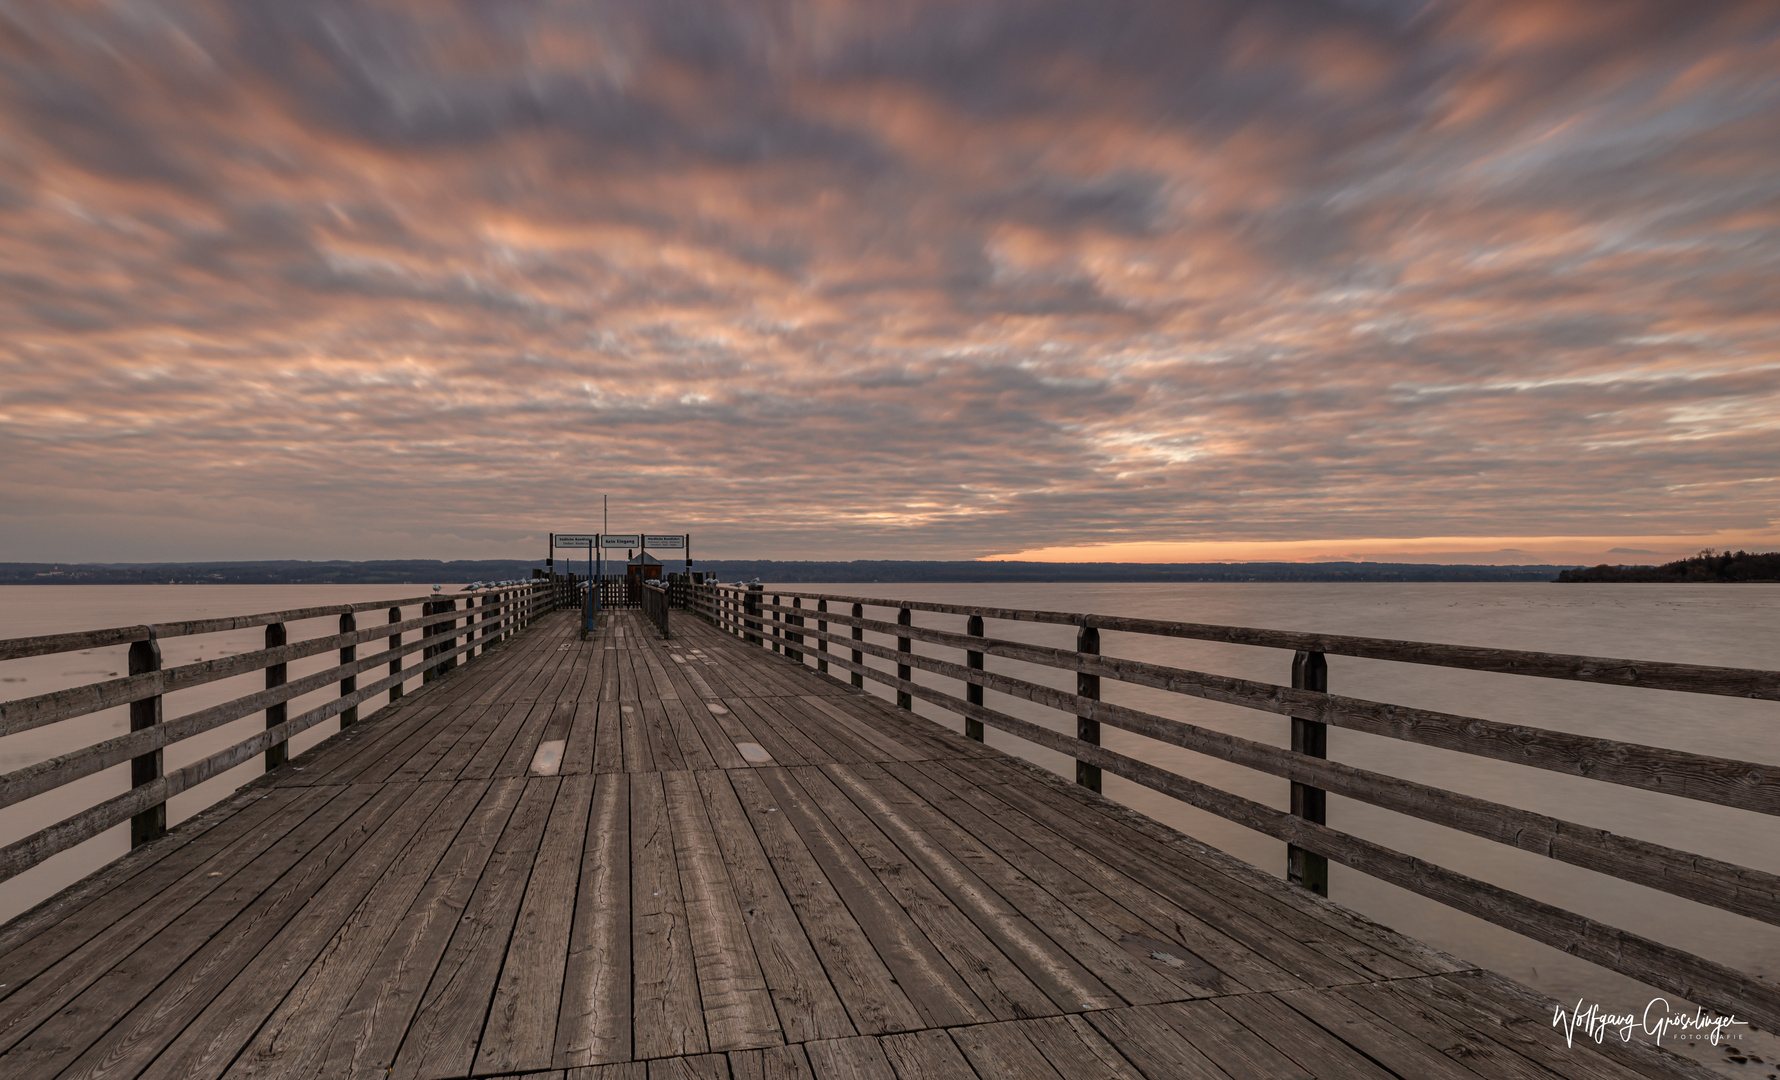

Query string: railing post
1289 650 1330 896
128 632 165 847
965 614 985 742
850 603 864 689
388 606 404 702
422 600 438 684
265 621 288 770
816 599 829 674
744 584 763 645
772 594 782 654
442 598 459 674
789 597 803 663
339 612 358 728
1076 623 1101 792
896 606 912 710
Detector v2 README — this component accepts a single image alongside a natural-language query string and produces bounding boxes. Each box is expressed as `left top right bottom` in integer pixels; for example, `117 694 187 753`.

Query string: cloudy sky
2 0 1776 564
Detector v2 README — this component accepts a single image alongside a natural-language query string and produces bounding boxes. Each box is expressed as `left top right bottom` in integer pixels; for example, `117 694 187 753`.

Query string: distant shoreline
0 558 1578 585
1555 550 1779 583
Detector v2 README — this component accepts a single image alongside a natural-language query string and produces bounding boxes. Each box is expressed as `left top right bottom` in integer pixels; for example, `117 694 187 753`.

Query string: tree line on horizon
1555 549 1780 583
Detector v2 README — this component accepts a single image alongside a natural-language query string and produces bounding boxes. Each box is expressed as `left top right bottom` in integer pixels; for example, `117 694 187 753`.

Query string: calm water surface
2 581 1776 1063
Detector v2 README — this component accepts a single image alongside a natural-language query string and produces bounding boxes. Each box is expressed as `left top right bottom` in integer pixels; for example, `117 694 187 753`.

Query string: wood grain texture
557 773 633 1068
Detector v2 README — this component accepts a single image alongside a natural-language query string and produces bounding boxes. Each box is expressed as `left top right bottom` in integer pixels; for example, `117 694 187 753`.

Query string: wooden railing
641 581 672 638
691 583 1780 1031
0 580 561 885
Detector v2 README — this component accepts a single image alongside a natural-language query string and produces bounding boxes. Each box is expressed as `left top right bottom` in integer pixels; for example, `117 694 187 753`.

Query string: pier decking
0 608 1720 1080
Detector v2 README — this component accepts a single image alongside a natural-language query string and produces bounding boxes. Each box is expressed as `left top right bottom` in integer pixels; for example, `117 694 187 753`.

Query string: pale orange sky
1 1 1777 563
984 531 1780 566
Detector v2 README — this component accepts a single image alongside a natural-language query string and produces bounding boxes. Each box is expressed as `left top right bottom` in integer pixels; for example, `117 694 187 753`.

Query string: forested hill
1555 550 1780 583
2 559 1571 585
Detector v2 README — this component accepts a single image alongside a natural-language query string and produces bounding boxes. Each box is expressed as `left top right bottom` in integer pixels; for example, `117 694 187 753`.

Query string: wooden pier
0 584 1764 1079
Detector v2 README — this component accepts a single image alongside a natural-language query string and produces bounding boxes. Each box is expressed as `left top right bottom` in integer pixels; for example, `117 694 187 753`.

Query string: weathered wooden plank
950 1020 1068 1080
557 773 633 1068
301 777 518 1076
787 761 1060 1021
644 699 692 772
846 760 1202 1005
648 1053 732 1080
1438 970 1724 1080
722 698 807 767
217 778 488 1080
141 781 457 1080
693 770 857 1042
573 1063 647 1080
33 784 405 1080
736 698 834 765
632 770 710 1059
886 758 1294 997
958 752 1467 979
1156 999 1317 1080
592 700 627 774
728 1043 816 1080
877 1029 978 1080
661 695 721 770
494 698 564 778
1018 1015 1149 1080
926 758 1379 987
562 699 601 774
946 754 1433 981
622 702 658 773
803 1036 898 1080
390 776 559 1080
1209 992 1399 1080
477 773 598 1075
1334 980 1577 1080
790 696 928 763
663 770 782 1052
751 767 991 1028
724 769 924 1036
676 695 750 770
821 762 1124 1011
1084 1003 1231 1080
0 785 318 1054
1280 986 1487 1080
422 701 524 782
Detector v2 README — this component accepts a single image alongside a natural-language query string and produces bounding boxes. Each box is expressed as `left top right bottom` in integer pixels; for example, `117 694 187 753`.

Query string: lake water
2 581 1776 1068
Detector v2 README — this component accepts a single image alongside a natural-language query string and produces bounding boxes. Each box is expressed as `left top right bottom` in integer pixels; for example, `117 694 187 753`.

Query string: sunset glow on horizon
2 1 1777 563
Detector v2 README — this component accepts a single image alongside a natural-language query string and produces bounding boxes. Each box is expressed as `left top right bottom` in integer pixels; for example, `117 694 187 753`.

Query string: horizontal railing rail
690 583 1780 1032
0 579 564 886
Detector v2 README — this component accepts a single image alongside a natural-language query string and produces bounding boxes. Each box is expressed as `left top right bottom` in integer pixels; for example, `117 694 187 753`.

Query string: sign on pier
600 534 640 548
645 535 686 549
553 534 595 548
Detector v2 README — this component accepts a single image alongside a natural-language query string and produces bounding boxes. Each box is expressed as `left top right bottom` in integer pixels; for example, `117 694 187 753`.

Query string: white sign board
645 535 686 549
600 534 640 548
553 535 595 548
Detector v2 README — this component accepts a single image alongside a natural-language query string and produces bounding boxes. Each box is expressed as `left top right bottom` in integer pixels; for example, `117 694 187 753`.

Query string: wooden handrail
0 581 562 883
704 584 1780 699
745 598 1780 815
0 594 527 737
691 582 1780 1032
0 590 491 661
